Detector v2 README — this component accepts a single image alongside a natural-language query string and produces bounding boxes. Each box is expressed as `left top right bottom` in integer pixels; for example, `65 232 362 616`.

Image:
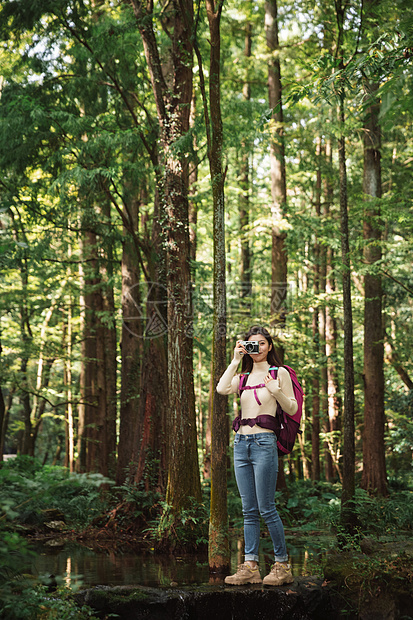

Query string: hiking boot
263 562 294 586
224 563 262 585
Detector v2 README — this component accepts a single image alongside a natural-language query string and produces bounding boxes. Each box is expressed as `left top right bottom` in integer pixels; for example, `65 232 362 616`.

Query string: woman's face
248 334 272 363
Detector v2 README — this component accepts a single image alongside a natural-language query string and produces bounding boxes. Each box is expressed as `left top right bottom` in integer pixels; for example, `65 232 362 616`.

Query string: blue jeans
234 432 288 563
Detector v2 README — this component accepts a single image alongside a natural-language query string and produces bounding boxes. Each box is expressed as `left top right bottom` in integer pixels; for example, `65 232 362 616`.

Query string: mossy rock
74 579 338 620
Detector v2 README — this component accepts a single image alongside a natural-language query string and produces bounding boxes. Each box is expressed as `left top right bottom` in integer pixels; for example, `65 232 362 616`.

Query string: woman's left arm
264 367 298 416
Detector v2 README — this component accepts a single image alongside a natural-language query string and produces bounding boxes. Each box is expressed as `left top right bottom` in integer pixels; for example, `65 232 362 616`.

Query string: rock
360 537 380 555
44 520 67 531
73 577 342 620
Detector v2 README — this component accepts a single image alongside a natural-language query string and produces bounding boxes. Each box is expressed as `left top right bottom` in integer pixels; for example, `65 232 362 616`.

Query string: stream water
28 532 332 589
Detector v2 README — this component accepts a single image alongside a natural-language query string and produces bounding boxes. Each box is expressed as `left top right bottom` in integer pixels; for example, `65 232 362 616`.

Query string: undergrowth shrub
0 455 113 528
145 496 209 552
226 478 413 538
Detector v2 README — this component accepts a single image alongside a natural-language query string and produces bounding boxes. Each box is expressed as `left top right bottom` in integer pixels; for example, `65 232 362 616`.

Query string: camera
240 340 260 354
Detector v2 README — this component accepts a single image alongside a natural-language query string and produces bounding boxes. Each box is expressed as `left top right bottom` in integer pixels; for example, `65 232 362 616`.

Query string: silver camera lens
241 340 260 354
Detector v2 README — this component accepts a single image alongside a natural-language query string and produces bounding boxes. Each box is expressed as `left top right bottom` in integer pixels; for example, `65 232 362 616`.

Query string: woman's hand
233 340 247 363
264 373 280 394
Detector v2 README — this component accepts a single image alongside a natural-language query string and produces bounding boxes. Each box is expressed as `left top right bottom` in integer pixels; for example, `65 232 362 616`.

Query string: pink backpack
238 365 304 455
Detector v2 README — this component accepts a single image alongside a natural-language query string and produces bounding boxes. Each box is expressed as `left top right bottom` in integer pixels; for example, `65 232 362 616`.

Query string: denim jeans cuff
274 555 289 563
245 554 259 562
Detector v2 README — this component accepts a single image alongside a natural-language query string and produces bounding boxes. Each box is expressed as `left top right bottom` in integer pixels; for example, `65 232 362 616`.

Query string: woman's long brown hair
240 325 283 373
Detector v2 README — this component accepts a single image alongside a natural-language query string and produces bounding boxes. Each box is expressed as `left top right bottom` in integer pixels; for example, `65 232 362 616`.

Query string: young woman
216 325 297 586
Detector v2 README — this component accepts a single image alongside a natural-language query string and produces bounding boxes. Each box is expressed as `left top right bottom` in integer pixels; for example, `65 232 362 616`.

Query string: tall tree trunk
130 0 201 517
202 0 230 573
311 243 321 482
265 0 287 352
361 77 387 496
335 0 356 534
64 268 74 472
102 202 118 480
78 204 117 479
116 194 142 485
240 9 252 304
311 139 321 481
0 386 15 459
132 187 169 493
338 94 356 530
316 139 331 481
79 228 99 473
324 137 342 479
189 91 199 265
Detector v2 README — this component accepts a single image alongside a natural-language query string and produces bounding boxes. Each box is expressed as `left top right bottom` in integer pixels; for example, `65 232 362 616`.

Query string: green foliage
229 479 413 539
325 551 413 613
114 481 162 528
0 0 412 524
0 456 113 528
0 584 99 620
342 553 413 594
145 496 209 551
325 487 413 544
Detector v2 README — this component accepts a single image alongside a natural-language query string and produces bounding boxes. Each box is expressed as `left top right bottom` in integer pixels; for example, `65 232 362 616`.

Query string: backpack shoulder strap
238 372 250 394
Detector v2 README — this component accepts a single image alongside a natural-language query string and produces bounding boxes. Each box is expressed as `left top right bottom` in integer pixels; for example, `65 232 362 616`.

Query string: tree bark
338 94 356 530
189 91 199 265
130 0 201 514
240 10 252 304
265 0 287 352
361 77 387 496
323 137 342 479
202 0 230 573
132 186 169 492
311 139 321 481
116 194 142 485
333 0 357 533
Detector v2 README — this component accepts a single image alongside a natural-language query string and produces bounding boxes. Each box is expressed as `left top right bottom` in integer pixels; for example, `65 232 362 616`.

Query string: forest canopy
0 0 412 551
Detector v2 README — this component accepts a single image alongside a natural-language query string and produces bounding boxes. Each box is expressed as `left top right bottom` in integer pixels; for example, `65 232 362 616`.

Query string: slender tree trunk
324 137 342 478
311 261 321 481
132 187 169 492
338 93 356 530
311 138 323 481
203 0 230 573
315 140 331 481
334 0 356 533
189 91 199 265
203 366 213 480
240 11 252 304
265 0 287 352
116 194 142 485
64 268 74 472
102 204 118 480
79 229 99 473
361 78 387 496
78 198 117 479
1 387 14 458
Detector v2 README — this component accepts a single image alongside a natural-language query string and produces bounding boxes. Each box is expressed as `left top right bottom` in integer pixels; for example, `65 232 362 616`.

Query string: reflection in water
30 535 330 588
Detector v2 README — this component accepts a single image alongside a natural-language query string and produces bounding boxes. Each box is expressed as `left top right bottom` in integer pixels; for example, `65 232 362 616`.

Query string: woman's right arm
216 341 245 395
